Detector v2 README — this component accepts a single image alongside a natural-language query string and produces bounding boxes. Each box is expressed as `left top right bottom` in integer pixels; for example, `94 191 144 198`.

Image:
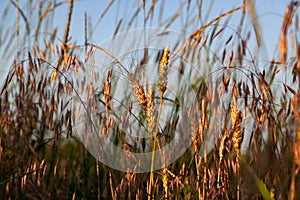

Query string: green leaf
254 177 274 200
209 21 219 46
239 154 274 200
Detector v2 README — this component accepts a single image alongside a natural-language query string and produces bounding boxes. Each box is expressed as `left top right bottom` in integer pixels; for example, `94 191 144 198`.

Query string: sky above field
0 1 294 57
0 0 297 86
63 0 289 58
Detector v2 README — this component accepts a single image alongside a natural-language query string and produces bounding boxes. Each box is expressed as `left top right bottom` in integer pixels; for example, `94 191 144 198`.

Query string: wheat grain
146 86 155 133
158 47 169 98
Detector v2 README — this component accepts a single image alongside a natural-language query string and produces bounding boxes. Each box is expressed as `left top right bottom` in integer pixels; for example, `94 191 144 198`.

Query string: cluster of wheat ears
0 0 300 199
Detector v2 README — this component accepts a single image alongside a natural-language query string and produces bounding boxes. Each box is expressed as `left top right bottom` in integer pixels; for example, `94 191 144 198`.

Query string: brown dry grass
0 0 300 199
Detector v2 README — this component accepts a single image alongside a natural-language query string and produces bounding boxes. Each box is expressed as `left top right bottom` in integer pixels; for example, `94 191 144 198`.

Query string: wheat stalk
230 82 244 200
148 46 170 200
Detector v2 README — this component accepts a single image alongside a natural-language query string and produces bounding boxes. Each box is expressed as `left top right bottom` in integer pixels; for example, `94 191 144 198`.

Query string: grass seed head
146 86 155 132
158 47 169 98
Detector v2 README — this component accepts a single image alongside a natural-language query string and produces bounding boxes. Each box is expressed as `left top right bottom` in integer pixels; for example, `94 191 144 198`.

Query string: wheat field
0 1 300 199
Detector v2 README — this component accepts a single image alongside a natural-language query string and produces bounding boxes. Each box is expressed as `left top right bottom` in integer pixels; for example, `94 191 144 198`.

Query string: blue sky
0 1 292 56
0 0 296 85
64 0 288 58
45 0 289 56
